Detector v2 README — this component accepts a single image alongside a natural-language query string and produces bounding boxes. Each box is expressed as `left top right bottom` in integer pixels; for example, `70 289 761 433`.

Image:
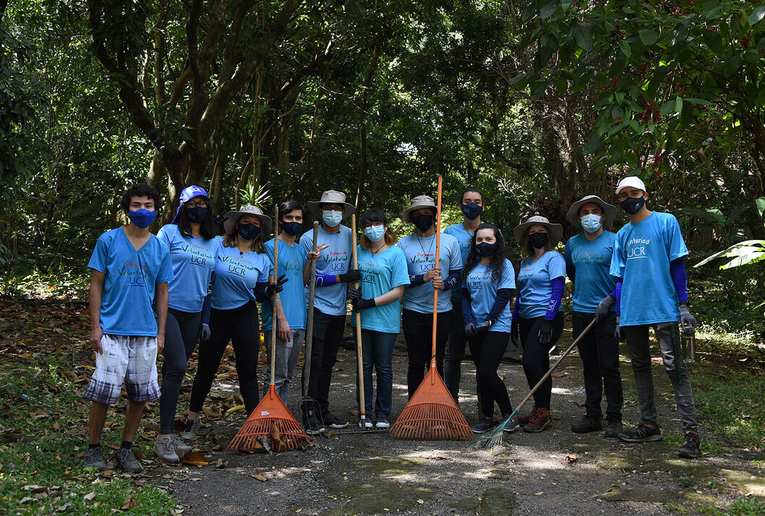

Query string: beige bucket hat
402 195 438 223
223 205 272 237
306 190 356 218
566 195 617 229
513 215 563 246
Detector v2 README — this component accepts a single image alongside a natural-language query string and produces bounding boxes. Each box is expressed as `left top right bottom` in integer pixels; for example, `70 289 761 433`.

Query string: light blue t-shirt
157 224 220 313
300 225 352 317
464 259 516 333
261 238 308 331
444 223 475 303
351 245 410 333
211 242 272 310
610 211 689 326
516 251 566 319
565 231 618 314
397 232 462 314
87 227 174 337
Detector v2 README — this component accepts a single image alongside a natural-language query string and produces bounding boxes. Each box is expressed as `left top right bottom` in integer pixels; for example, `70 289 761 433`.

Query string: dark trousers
572 311 623 420
402 309 450 398
358 330 397 418
520 312 564 410
469 331 513 417
189 302 260 415
159 309 201 434
305 308 346 415
444 304 478 401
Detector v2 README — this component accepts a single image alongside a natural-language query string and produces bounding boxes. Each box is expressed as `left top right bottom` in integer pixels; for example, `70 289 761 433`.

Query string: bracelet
275 299 282 303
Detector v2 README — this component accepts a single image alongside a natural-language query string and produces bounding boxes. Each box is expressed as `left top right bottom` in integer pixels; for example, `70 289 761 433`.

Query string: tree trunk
356 33 384 207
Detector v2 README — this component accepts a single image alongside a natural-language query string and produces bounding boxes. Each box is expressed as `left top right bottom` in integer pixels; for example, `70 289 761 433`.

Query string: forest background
1 0 763 341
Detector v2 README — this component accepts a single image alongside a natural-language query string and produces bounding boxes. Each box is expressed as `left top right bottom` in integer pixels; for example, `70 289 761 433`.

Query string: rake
228 205 310 452
389 176 473 441
471 318 597 449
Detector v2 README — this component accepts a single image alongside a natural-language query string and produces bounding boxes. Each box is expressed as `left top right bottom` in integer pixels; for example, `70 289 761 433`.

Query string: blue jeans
357 330 396 418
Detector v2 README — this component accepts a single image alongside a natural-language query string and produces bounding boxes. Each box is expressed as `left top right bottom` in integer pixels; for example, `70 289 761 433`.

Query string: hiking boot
305 415 326 436
323 411 349 429
603 417 623 438
116 447 143 473
172 435 192 457
471 417 496 434
502 414 520 433
154 437 180 464
678 431 700 459
84 445 107 470
523 408 551 433
375 415 390 429
180 418 200 439
572 414 602 434
618 423 662 443
359 417 373 430
516 411 533 426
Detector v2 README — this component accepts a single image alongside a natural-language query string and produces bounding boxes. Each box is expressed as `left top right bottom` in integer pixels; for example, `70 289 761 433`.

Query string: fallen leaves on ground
250 474 267 482
182 452 209 467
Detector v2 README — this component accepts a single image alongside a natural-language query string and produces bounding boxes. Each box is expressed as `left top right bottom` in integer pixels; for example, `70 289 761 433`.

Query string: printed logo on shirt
323 250 349 272
360 258 382 285
573 249 610 263
222 254 261 277
182 243 215 267
410 253 448 274
626 238 651 260
280 259 303 273
467 269 491 290
118 260 148 286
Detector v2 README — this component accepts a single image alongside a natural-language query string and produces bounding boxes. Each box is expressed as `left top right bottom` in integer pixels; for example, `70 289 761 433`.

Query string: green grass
697 497 765 515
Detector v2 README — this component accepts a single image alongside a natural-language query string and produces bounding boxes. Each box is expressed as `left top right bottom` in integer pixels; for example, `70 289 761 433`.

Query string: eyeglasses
364 222 384 229
187 200 208 208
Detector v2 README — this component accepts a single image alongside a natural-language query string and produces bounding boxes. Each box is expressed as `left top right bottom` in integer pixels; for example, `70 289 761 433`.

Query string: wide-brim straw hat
306 190 356 218
402 195 438 223
223 205 272 237
566 195 617 229
513 215 563 246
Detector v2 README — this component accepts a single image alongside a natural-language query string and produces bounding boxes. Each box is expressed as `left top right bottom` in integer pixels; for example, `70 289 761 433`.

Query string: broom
471 318 598 449
351 213 369 430
228 205 310 452
389 176 473 441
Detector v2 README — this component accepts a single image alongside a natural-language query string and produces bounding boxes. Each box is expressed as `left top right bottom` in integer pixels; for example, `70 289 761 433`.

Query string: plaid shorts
83 334 161 404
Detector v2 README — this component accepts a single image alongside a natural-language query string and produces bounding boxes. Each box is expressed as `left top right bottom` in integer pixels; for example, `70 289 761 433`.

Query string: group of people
82 175 701 474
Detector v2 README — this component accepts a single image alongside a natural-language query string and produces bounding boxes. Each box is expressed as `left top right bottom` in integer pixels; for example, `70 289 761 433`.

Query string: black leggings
189 302 260 415
402 309 450 398
469 331 512 417
159 309 201 434
520 313 564 410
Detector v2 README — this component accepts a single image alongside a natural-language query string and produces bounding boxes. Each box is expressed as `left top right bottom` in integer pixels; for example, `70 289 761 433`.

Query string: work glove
595 295 615 323
511 321 520 347
349 287 361 300
477 320 493 333
538 319 554 346
265 274 289 297
464 322 478 337
679 305 697 335
200 323 211 342
351 297 376 312
339 269 362 283
614 316 625 341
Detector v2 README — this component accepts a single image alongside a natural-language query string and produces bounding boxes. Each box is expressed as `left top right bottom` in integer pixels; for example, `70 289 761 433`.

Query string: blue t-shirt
397 232 462 314
516 251 566 319
351 245 410 333
610 211 689 326
87 227 174 337
443 222 503 303
464 259 516 333
211 241 272 310
261 238 308 331
300 225 352 317
157 224 220 313
565 231 618 314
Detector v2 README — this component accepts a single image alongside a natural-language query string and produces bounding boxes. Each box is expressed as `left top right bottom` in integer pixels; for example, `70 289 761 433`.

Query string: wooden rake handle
303 221 319 398
351 214 366 421
429 176 443 380
269 204 279 397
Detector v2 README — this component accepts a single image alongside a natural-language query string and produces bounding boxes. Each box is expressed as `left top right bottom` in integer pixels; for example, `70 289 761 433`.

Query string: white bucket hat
566 195 617 229
223 205 272 237
307 190 356 218
615 176 648 195
402 195 438 223
513 215 563 247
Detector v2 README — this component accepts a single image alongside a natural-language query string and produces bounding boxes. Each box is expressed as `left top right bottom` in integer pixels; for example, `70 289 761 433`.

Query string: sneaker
471 417 496 434
359 417 373 429
305 415 326 436
323 411 349 429
604 417 623 438
502 414 520 433
116 447 144 473
523 408 551 433
678 431 700 459
375 416 390 429
154 437 180 464
618 423 662 443
571 414 602 434
84 445 107 470
180 418 200 439
172 435 192 457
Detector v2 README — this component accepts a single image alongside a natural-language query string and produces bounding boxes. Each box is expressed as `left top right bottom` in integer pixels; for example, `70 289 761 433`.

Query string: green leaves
748 6 765 26
639 29 659 46
574 22 593 51
539 0 558 20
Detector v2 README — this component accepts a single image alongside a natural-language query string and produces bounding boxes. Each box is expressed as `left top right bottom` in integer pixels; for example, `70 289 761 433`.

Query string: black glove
200 323 211 342
351 297 376 311
464 322 478 337
614 316 625 341
265 274 289 297
477 320 493 333
511 321 520 347
595 295 615 323
679 305 697 336
538 319 554 346
349 287 361 300
339 269 362 283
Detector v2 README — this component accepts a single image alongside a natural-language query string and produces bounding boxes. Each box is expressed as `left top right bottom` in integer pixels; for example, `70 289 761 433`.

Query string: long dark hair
177 202 217 240
464 223 506 282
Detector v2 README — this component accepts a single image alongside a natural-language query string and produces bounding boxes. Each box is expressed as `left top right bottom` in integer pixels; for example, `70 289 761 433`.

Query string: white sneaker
359 418 373 429
375 416 390 429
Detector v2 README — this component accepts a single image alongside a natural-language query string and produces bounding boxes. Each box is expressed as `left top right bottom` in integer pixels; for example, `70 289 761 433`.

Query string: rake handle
351 214 366 422
270 204 279 399
430 176 443 384
302 221 319 398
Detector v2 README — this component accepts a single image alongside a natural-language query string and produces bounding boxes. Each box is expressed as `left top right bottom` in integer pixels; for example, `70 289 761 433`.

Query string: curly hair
120 183 162 212
464 223 506 282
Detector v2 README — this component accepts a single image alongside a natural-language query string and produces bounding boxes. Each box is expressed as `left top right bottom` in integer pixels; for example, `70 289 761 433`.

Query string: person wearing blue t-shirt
398 195 463 398
154 185 220 463
300 190 361 434
348 210 410 429
511 215 566 433
83 183 174 474
609 176 700 459
564 195 623 438
461 224 519 434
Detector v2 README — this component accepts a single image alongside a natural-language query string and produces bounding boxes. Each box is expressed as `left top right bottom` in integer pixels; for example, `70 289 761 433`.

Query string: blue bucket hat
172 185 209 223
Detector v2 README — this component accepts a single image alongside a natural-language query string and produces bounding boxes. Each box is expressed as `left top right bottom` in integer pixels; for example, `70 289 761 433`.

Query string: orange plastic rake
389 176 472 441
229 205 310 452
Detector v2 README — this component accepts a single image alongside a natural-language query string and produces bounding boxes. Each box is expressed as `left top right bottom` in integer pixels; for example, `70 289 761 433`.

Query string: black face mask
413 214 434 233
238 223 261 241
528 232 548 249
186 206 208 223
476 242 497 257
281 221 302 236
620 196 646 215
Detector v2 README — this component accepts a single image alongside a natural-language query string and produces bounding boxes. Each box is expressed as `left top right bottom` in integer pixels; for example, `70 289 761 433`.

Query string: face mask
476 242 497 257
461 202 483 220
281 221 302 236
237 223 260 241
413 214 434 233
128 209 156 229
580 214 602 233
528 232 548 249
365 225 386 243
186 206 208 224
620 196 645 215
322 210 343 227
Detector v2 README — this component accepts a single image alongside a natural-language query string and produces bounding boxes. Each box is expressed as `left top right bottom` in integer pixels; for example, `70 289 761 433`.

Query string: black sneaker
471 417 496 434
572 414 602 434
618 423 662 443
305 414 326 436
603 417 623 438
678 431 700 459
502 414 520 433
116 447 143 473
84 445 107 470
323 411 349 429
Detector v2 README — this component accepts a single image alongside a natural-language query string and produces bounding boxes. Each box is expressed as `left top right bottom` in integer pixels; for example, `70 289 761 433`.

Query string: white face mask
364 225 386 243
322 210 343 227
580 214 602 233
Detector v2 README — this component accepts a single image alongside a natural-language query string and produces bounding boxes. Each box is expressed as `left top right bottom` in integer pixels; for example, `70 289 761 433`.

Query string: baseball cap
615 176 647 195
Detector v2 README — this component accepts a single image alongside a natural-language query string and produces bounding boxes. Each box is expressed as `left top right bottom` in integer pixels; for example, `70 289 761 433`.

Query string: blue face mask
365 225 386 243
237 223 261 241
476 242 497 257
580 214 602 233
128 209 156 228
281 221 302 236
322 210 343 227
620 196 645 215
186 206 208 224
461 202 483 220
